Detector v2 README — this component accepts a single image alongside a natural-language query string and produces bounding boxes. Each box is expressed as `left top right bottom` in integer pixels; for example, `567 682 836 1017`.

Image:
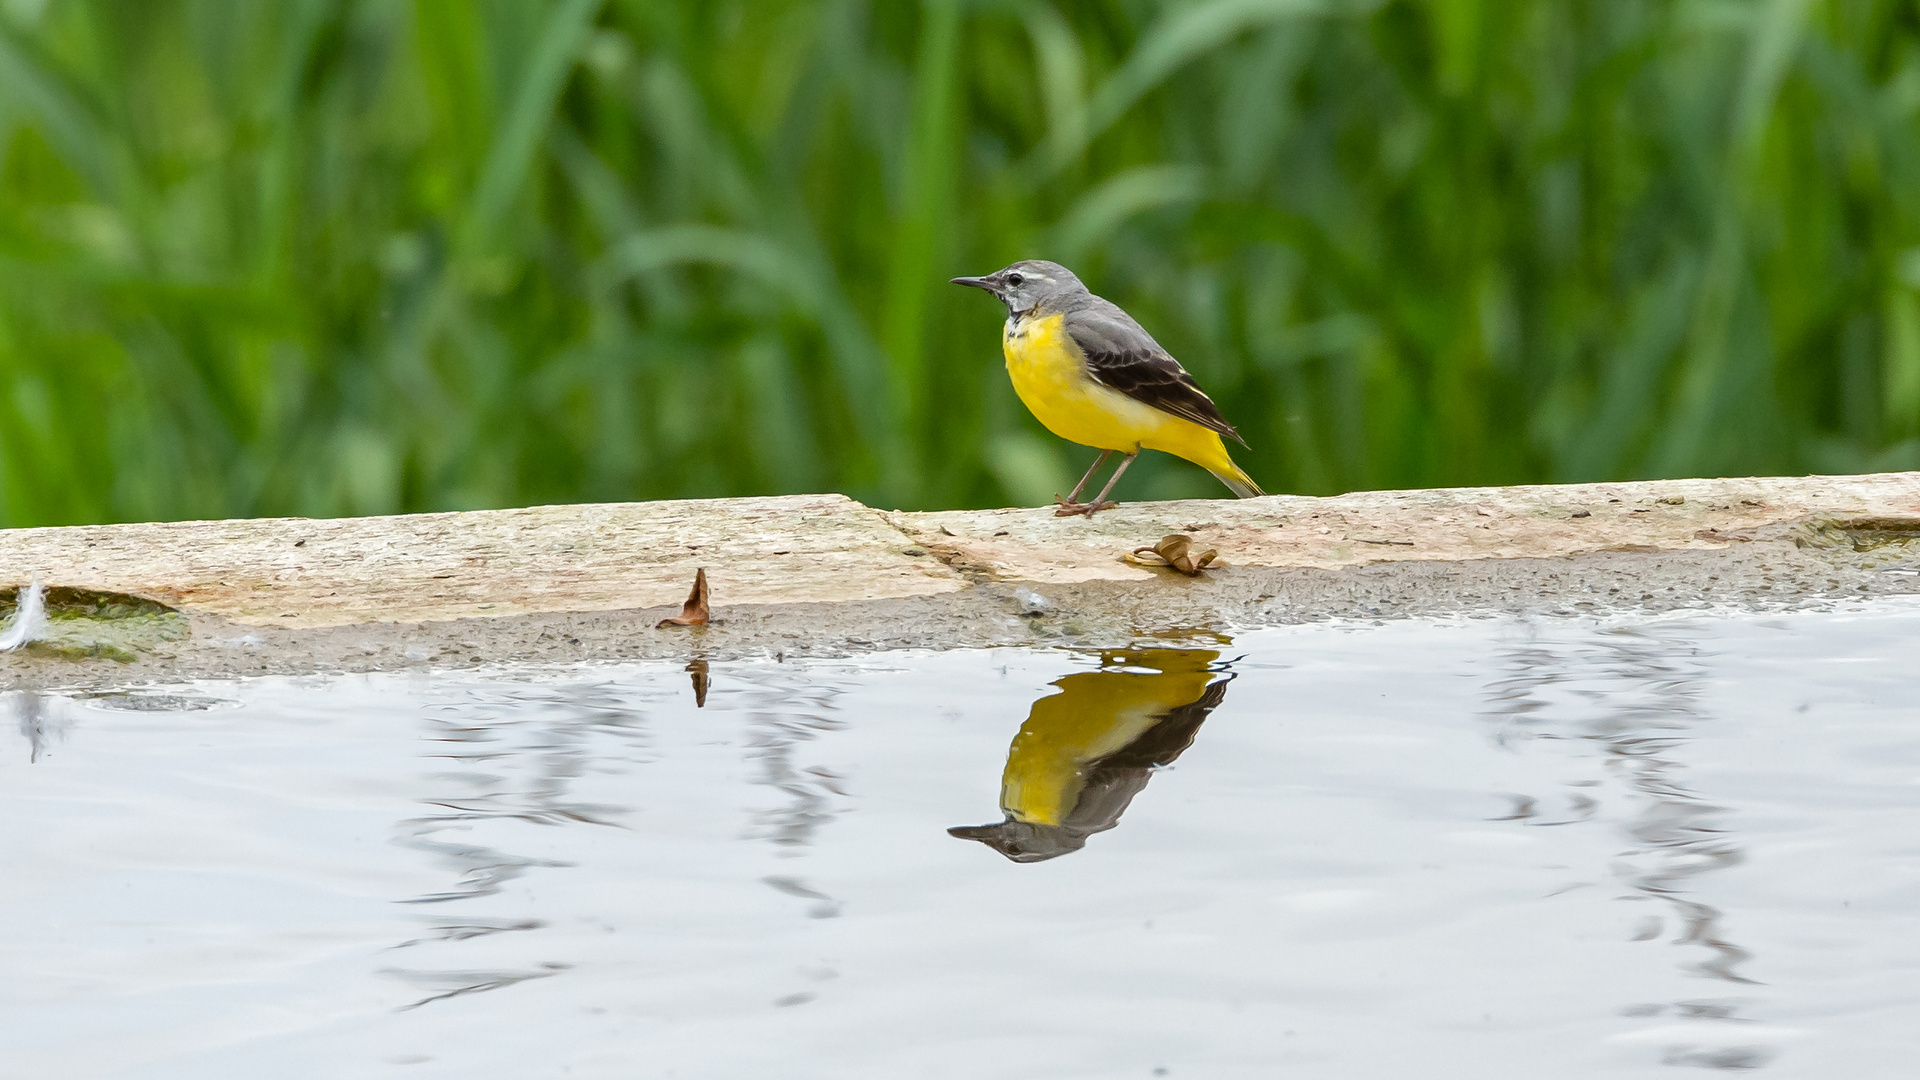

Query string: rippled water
6 602 1919 1079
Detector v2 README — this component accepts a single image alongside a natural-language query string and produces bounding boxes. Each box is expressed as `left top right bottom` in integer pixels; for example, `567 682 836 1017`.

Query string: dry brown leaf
658 568 710 627
1122 534 1219 576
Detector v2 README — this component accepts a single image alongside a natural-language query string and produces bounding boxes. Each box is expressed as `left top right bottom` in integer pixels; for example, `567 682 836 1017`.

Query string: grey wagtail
952 260 1263 516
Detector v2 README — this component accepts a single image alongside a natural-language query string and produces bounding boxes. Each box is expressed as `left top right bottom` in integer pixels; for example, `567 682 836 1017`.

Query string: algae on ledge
0 586 188 662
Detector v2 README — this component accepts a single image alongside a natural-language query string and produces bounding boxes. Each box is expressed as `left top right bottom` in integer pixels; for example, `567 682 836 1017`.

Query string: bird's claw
1053 498 1119 518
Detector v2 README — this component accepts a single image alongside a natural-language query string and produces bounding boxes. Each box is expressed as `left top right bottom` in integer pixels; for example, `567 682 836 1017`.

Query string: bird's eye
1005 272 1025 286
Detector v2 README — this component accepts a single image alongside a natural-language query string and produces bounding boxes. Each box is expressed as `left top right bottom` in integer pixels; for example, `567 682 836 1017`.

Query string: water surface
6 603 1919 1078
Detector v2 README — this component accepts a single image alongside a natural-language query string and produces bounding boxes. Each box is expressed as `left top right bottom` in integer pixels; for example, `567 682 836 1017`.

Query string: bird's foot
1053 498 1119 518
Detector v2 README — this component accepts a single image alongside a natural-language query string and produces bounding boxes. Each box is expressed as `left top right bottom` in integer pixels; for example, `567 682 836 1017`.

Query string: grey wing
1065 300 1245 445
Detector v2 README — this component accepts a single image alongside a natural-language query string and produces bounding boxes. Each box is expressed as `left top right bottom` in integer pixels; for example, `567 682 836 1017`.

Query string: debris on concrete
1125 535 1219 576
1012 586 1051 615
658 568 711 628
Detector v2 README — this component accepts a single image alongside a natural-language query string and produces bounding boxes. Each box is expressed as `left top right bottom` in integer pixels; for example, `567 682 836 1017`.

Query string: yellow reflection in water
949 647 1233 862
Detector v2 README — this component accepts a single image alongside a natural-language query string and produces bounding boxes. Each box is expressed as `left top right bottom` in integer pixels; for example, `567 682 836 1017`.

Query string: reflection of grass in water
3 2 1920 528
0 586 187 662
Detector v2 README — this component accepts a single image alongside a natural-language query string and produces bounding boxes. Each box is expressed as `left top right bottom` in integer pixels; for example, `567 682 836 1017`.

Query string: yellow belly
1002 313 1234 472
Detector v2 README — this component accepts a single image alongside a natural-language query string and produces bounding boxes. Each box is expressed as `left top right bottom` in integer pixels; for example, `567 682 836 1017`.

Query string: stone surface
0 474 1916 686
893 474 1920 583
0 495 961 628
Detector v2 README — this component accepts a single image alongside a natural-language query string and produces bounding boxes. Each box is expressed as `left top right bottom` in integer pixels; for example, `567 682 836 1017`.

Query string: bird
951 260 1263 516
947 648 1233 863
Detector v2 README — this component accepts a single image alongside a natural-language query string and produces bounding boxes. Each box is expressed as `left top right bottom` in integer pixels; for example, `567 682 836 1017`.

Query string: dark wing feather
1064 300 1244 445
1089 677 1230 771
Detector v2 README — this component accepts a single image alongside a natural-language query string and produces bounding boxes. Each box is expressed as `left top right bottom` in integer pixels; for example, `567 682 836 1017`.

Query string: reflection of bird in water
949 648 1232 862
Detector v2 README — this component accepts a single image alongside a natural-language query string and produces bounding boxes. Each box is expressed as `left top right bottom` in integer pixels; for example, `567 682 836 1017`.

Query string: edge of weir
2 472 1917 686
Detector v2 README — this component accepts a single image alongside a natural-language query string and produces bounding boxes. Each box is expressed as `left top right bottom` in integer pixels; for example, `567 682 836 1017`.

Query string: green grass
3 0 1919 527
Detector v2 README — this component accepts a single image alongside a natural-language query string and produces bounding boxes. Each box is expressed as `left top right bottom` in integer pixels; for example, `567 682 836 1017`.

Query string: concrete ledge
0 494 961 628
2 473 1917 685
894 473 1920 581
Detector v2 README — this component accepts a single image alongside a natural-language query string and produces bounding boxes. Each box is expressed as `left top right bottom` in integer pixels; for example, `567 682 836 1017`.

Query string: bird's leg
1060 452 1137 518
1053 450 1112 514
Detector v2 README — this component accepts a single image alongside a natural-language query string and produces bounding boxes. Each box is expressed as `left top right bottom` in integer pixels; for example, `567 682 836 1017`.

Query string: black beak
946 823 1003 841
950 274 999 294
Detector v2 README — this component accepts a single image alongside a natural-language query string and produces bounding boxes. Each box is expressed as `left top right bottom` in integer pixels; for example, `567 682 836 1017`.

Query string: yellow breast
1002 314 1085 416
1002 313 1142 452
1001 312 1229 466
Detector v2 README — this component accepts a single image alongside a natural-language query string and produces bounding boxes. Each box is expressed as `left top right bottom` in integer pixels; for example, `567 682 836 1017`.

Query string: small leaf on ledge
658 568 710 628
1122 534 1219 576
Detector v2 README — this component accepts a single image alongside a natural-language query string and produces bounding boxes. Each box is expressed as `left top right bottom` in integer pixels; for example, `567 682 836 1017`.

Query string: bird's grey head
946 818 1090 863
950 260 1086 318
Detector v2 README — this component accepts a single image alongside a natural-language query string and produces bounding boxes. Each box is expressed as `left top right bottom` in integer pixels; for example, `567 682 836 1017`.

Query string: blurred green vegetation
3 0 1920 526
